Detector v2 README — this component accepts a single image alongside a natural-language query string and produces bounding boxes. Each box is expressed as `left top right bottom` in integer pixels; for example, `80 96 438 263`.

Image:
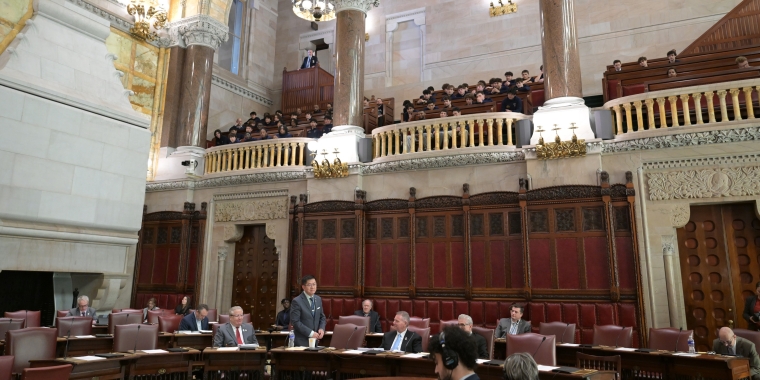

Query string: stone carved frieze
362 152 525 175
162 15 229 49
602 126 760 153
145 171 306 192
332 0 380 13
647 166 760 201
215 198 288 222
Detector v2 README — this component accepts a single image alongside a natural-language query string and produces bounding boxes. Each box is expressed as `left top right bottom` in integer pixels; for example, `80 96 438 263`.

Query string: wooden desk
31 350 199 380
31 354 136 380
202 348 268 380
173 332 213 350
54 334 175 357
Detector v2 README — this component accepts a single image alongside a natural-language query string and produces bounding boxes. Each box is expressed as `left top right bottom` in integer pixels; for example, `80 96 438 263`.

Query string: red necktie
235 327 243 345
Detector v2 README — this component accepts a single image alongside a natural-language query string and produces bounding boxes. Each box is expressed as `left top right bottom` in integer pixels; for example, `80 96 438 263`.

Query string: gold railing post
743 87 755 119
717 89 728 122
667 96 679 127
655 98 667 128
705 91 716 123
263 144 269 167
487 119 494 146
496 119 503 146
452 122 458 149
612 105 623 134
290 142 297 166
679 94 691 126
477 119 484 146
215 151 221 172
468 120 475 147
434 124 441 150
380 132 386 157
729 88 742 121
443 122 449 150
298 142 305 165
410 127 417 153
692 93 703 124
225 150 232 171
644 99 655 129
425 125 432 151
257 145 263 168
204 153 210 173
622 103 633 132
633 100 644 131
506 119 514 146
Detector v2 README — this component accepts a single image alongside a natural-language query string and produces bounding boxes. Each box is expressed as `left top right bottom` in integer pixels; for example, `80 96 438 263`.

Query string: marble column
539 0 583 103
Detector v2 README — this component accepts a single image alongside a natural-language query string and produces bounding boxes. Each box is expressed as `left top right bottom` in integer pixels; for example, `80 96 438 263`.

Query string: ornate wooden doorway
677 203 760 351
231 225 279 329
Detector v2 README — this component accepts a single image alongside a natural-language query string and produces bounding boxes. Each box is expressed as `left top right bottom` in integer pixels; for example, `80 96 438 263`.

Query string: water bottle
687 333 695 353
288 330 295 348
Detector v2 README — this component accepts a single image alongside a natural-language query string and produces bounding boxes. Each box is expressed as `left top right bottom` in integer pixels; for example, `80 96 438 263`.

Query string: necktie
306 58 310 68
509 321 518 335
310 297 315 316
235 327 243 345
729 345 735 355
391 333 402 351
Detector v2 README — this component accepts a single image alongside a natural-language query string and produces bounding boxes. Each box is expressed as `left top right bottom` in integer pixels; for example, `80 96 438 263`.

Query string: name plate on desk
141 349 169 354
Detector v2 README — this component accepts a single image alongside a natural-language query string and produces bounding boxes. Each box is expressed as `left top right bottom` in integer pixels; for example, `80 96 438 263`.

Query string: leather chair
472 326 495 360
4 311 41 328
111 308 142 314
20 364 73 380
338 315 370 334
108 312 143 334
409 317 430 329
506 333 556 366
331 323 365 349
576 352 621 379
56 311 69 318
0 356 13 380
407 326 431 352
158 315 183 333
55 317 93 337
0 319 25 342
219 314 251 324
735 329 760 349
593 325 633 348
146 309 174 324
207 309 218 323
5 327 58 373
439 320 458 328
113 324 159 352
648 327 693 352
539 322 576 344
212 323 222 344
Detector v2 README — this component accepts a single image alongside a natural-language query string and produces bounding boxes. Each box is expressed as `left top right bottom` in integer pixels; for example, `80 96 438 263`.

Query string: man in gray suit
714 327 760 380
213 306 258 347
290 274 326 346
67 295 97 320
495 304 531 338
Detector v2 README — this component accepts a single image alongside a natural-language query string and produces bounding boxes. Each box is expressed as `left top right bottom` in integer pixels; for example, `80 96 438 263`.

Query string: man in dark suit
714 327 760 380
354 299 382 333
495 304 531 338
429 325 481 380
178 304 210 331
290 274 326 347
213 306 258 347
458 314 488 359
380 311 422 353
300 50 318 69
743 282 760 331
67 295 97 320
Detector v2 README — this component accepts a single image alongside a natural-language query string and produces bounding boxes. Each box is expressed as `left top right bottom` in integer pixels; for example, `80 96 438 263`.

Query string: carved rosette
332 0 380 14
163 15 228 49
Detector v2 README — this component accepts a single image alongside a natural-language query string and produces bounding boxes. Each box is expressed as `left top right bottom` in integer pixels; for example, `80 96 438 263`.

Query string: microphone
560 323 570 344
532 336 547 358
63 318 74 359
133 325 141 353
345 326 359 349
25 310 28 328
673 327 683 353
614 326 626 348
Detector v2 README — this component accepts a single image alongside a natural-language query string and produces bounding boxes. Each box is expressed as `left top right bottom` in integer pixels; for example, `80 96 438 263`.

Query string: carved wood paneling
681 0 760 55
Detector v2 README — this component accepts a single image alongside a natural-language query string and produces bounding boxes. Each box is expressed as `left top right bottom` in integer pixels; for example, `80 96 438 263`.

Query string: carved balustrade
604 78 759 135
204 138 315 174
370 112 530 160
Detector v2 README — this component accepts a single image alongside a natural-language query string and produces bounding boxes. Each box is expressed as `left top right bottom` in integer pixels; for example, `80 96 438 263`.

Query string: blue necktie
309 297 315 316
391 333 402 351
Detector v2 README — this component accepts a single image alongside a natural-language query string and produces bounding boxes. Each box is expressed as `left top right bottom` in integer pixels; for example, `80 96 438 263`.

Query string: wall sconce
535 124 586 160
490 0 517 17
365 33 369 41
126 0 168 41
311 148 348 179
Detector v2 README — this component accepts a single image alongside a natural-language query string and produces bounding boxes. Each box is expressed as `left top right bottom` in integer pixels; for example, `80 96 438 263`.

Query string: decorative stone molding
385 7 426 85
643 154 760 170
602 126 760 153
266 223 276 240
215 198 289 222
90 273 128 312
213 189 289 201
217 245 228 260
145 171 306 192
361 152 525 175
222 225 244 242
211 74 273 106
162 15 228 49
647 166 760 201
332 0 380 14
64 0 164 47
662 237 676 256
670 205 690 228
385 7 426 30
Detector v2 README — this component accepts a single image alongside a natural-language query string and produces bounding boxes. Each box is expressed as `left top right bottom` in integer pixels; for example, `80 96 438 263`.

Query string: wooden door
232 225 279 330
678 203 760 351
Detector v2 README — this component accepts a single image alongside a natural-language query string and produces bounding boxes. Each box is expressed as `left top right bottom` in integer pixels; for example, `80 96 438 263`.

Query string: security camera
181 159 199 176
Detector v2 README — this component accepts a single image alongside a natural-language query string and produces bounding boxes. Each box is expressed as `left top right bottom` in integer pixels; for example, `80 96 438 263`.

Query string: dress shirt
196 319 202 331
391 329 407 351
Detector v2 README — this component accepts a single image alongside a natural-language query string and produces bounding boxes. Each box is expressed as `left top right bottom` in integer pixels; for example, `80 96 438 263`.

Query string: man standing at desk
713 327 760 380
495 304 531 338
179 304 209 331
67 295 97 320
354 299 382 333
300 50 318 69
290 275 326 346
213 306 258 347
381 311 422 353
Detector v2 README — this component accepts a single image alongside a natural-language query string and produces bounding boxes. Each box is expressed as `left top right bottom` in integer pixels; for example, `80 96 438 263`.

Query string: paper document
560 343 580 346
342 350 363 354
278 331 291 334
402 353 426 358
537 365 559 371
476 359 489 364
141 349 169 354
285 347 308 351
240 344 259 349
614 347 637 351
672 353 701 357
74 356 105 361
217 347 239 351
75 335 96 339
199 330 212 334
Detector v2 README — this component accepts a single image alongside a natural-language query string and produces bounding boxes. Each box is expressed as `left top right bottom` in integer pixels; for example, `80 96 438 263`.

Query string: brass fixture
311 148 348 179
535 123 587 160
490 0 517 17
126 0 167 41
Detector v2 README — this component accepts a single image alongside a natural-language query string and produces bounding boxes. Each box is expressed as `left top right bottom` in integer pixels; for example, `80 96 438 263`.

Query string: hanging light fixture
292 0 336 22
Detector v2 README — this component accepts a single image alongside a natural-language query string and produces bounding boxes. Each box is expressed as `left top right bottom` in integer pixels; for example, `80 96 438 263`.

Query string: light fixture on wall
125 0 168 41
365 33 369 41
535 124 587 160
489 0 517 17
292 0 336 22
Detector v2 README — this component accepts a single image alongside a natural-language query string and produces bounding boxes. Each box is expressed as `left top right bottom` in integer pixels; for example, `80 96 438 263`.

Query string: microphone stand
345 327 359 349
560 323 570 344
673 327 683 353
614 326 626 348
133 325 141 354
532 337 547 358
63 319 73 359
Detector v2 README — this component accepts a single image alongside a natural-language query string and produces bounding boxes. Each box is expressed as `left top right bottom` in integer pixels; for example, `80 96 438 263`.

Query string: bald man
713 327 760 379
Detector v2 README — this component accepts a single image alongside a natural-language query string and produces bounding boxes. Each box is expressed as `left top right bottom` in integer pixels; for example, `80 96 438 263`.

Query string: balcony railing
604 78 759 135
371 112 531 159
204 138 315 174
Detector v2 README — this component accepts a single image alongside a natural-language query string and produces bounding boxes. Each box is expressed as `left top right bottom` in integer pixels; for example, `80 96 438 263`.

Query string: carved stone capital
332 0 379 14
223 225 244 242
218 245 229 260
662 235 676 256
161 15 228 49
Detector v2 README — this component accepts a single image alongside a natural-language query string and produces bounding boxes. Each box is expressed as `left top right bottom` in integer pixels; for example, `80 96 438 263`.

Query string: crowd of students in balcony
612 49 751 76
213 106 335 146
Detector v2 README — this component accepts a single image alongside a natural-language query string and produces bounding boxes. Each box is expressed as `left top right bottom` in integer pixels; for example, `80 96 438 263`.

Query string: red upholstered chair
108 312 143 334
0 356 13 380
20 364 73 380
111 308 142 314
593 325 633 348
472 327 495 360
207 309 218 323
407 326 431 352
409 317 430 329
648 327 693 352
113 324 158 352
733 329 760 350
331 323 365 349
55 317 93 337
506 333 556 366
5 327 58 373
539 322 576 344
211 323 222 343
158 315 183 333
439 320 458 329
4 311 41 328
56 311 69 318
338 316 370 334
0 319 25 341
218 314 250 324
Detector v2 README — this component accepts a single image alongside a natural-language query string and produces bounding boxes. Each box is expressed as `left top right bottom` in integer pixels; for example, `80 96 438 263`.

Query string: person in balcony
312 104 322 114
404 104 416 122
306 120 321 139
464 94 474 106
262 115 273 127
667 67 677 78
245 111 260 126
534 65 545 83
666 49 679 64
638 57 648 68
213 129 228 146
521 70 533 84
256 129 271 141
273 114 281 125
228 133 239 144
501 89 523 114
304 112 313 125
443 84 455 98
426 101 439 111
474 92 493 104
416 89 434 105
452 85 467 100
442 96 453 111
276 126 293 139
613 59 622 72
322 115 333 134
513 78 530 93
504 71 516 87
737 56 751 69
363 98 370 108
241 125 255 142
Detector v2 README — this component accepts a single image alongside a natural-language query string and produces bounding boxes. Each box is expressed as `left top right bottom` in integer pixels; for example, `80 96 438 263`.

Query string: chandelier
292 0 336 22
125 0 168 41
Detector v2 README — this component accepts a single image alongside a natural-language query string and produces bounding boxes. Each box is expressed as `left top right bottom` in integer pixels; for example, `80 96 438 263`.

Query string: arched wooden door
231 225 279 329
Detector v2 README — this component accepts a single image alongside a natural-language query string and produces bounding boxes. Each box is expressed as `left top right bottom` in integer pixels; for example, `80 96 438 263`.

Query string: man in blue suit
290 274 326 346
178 304 210 331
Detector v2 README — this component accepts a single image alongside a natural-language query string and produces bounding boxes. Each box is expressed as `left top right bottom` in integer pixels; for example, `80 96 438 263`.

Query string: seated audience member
426 101 439 111
495 303 531 338
213 129 228 146
535 65 545 83
256 129 271 141
304 112 313 124
452 107 461 117
402 100 413 121
276 126 292 138
452 85 467 99
487 78 503 95
417 89 434 105
474 92 492 104
638 56 648 67
272 114 281 125
142 298 160 322
228 133 239 144
363 98 370 108
370 94 376 101
442 96 453 110
353 299 382 333
275 110 283 118
504 71 516 87
68 295 97 320
667 67 677 78
713 327 760 379
322 116 334 134
667 49 679 63
256 122 266 131
416 110 427 121
306 120 321 139
231 118 244 130
295 107 303 116
242 125 255 141
426 85 435 93
503 352 539 380
450 108 469 146
178 304 209 331
289 118 298 129
475 80 487 94
513 78 530 92
326 102 333 113
213 306 258 347
404 105 416 122
312 104 321 114
274 299 291 331
174 296 191 316
737 56 751 69
275 120 285 131
457 314 488 359
246 111 260 125
376 98 385 117
290 112 298 122
613 59 622 72
464 94 474 106
430 326 480 380
380 311 422 353
501 89 523 114
521 70 532 83
439 110 448 119
444 84 455 98
262 115 273 126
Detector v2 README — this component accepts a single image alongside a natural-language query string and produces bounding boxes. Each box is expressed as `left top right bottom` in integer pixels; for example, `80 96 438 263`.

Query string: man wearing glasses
457 314 489 359
213 306 258 347
290 274 326 347
713 327 760 379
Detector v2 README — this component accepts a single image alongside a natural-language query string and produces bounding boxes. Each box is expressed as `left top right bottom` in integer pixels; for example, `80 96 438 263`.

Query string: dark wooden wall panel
339 243 356 286
529 239 552 288
557 237 580 289
584 237 610 289
615 236 636 290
